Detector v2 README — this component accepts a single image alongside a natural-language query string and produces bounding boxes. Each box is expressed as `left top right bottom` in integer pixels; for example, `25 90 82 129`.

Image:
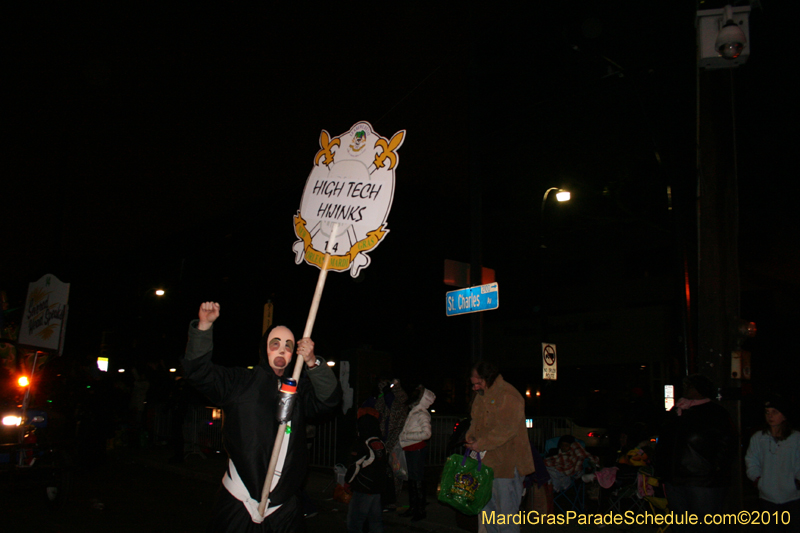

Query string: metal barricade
429 416 574 463
150 403 172 445
175 410 575 465
428 415 462 466
308 417 338 468
177 405 224 455
527 416 574 453
198 406 224 452
307 414 463 468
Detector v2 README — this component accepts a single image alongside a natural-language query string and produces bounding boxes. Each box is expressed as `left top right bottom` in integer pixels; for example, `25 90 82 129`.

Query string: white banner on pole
18 273 70 352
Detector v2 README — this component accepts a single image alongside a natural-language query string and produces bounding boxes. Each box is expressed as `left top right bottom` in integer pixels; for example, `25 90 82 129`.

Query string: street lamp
136 287 166 319
142 288 166 298
131 286 168 355
538 187 571 371
540 187 571 248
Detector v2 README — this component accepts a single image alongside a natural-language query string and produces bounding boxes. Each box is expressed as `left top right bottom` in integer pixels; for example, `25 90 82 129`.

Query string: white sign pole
258 224 339 516
261 121 404 516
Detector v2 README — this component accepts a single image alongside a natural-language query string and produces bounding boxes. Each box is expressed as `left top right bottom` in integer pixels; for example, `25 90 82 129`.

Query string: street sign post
445 283 499 316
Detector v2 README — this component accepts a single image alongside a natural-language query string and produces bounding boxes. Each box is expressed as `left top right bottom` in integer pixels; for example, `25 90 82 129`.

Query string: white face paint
266 326 295 377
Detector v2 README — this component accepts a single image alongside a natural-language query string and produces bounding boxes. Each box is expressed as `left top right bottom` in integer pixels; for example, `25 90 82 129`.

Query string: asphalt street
2 444 761 532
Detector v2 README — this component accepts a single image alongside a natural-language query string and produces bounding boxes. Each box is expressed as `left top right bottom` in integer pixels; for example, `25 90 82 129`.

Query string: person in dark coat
182 302 342 532
374 378 408 510
654 374 736 532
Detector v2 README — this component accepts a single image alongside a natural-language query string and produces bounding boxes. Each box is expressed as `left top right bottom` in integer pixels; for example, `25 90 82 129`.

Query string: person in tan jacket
466 361 535 533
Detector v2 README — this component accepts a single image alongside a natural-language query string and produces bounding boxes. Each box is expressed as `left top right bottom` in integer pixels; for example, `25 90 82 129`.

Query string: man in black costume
654 374 735 533
183 301 341 532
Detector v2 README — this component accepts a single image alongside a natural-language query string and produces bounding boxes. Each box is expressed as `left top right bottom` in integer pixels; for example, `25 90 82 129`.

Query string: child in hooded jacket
345 408 388 533
398 386 436 521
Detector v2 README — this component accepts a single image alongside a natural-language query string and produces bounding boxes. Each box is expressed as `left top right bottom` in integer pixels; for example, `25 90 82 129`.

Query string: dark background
4 2 796 425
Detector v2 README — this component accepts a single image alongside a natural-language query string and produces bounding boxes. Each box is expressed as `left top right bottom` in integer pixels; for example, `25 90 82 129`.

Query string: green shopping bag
438 451 494 515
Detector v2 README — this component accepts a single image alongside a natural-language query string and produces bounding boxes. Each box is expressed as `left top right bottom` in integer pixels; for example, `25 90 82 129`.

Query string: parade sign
293 121 405 277
263 121 406 515
18 273 70 352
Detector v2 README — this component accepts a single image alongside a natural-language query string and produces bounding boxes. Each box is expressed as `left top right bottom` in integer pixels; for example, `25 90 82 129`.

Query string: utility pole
695 4 753 512
469 4 483 365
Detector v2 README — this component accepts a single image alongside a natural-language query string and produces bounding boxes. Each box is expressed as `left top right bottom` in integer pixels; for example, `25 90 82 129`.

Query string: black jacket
346 414 387 494
654 401 736 487
182 321 341 507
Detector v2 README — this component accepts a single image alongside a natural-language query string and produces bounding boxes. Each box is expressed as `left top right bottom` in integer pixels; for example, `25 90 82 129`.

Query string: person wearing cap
653 374 736 532
182 302 342 532
745 396 800 529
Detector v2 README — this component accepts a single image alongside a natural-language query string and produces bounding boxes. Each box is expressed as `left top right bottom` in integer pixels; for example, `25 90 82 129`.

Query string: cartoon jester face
350 130 367 152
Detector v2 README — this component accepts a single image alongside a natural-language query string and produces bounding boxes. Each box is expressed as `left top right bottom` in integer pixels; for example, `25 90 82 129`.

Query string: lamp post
137 287 166 316
129 286 167 361
144 287 166 300
136 287 166 323
134 287 166 330
540 187 571 248
538 187 570 413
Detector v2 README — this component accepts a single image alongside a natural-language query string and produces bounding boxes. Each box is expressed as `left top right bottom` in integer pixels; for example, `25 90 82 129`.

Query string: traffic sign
445 283 499 316
542 343 557 380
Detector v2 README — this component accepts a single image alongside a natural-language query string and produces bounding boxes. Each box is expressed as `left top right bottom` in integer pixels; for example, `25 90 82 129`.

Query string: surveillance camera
715 21 746 59
697 5 751 69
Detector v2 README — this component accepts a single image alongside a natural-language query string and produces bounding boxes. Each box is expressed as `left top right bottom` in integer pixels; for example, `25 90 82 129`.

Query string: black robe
654 400 736 487
182 320 342 532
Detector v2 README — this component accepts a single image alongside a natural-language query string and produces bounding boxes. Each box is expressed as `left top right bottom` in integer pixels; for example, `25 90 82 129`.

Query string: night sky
5 2 796 418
